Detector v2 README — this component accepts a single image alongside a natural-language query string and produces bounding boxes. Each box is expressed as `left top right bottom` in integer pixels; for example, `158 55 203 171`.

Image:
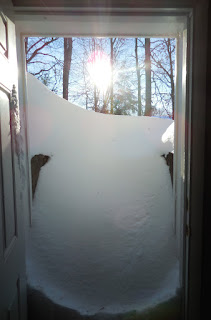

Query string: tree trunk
135 38 142 116
110 38 114 114
63 38 73 100
145 38 152 116
91 38 98 112
25 37 28 71
167 38 175 119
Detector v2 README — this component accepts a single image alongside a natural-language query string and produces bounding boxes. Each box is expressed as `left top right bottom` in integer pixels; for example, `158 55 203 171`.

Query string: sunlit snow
27 73 178 315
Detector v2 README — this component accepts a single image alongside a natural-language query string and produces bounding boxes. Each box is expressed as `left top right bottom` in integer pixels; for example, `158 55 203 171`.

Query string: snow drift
26 73 179 315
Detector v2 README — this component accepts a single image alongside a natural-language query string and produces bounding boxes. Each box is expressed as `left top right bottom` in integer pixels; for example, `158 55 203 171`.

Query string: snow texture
162 122 174 153
26 73 178 315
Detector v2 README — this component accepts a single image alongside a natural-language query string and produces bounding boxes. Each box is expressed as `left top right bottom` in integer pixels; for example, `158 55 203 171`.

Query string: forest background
25 36 175 119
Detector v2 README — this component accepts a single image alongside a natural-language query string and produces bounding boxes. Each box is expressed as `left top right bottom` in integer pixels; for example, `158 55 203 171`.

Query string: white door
0 11 27 320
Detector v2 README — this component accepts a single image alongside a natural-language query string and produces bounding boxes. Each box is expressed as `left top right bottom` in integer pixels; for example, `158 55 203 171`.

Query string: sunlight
87 50 112 93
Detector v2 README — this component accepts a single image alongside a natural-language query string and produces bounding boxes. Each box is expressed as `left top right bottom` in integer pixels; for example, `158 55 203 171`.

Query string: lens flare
87 51 111 93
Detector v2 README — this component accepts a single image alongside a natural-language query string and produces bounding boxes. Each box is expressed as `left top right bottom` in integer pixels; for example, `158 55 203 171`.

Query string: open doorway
16 12 190 320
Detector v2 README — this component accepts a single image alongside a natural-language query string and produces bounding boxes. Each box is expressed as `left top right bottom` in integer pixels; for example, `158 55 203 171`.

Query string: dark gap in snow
162 152 173 185
31 154 50 198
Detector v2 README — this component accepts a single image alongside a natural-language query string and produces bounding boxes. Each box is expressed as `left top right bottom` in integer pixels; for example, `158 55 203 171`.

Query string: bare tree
135 38 142 116
25 37 59 71
63 38 73 100
145 38 152 116
110 38 115 114
150 38 175 119
92 39 99 112
25 37 63 94
167 38 175 119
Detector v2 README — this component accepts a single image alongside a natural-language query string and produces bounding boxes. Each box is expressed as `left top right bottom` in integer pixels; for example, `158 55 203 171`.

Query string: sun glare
87 51 112 93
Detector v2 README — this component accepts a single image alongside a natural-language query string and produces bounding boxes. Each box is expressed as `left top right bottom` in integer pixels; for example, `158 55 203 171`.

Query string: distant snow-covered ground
26 73 179 315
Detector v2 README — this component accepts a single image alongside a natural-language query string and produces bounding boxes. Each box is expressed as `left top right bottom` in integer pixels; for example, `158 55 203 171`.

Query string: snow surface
26 73 179 315
162 122 174 153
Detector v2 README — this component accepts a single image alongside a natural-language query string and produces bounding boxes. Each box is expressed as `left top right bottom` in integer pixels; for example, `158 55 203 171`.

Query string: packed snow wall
26 73 178 315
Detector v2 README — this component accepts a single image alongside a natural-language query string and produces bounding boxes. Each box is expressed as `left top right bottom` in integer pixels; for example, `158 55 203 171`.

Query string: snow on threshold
27 73 179 315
